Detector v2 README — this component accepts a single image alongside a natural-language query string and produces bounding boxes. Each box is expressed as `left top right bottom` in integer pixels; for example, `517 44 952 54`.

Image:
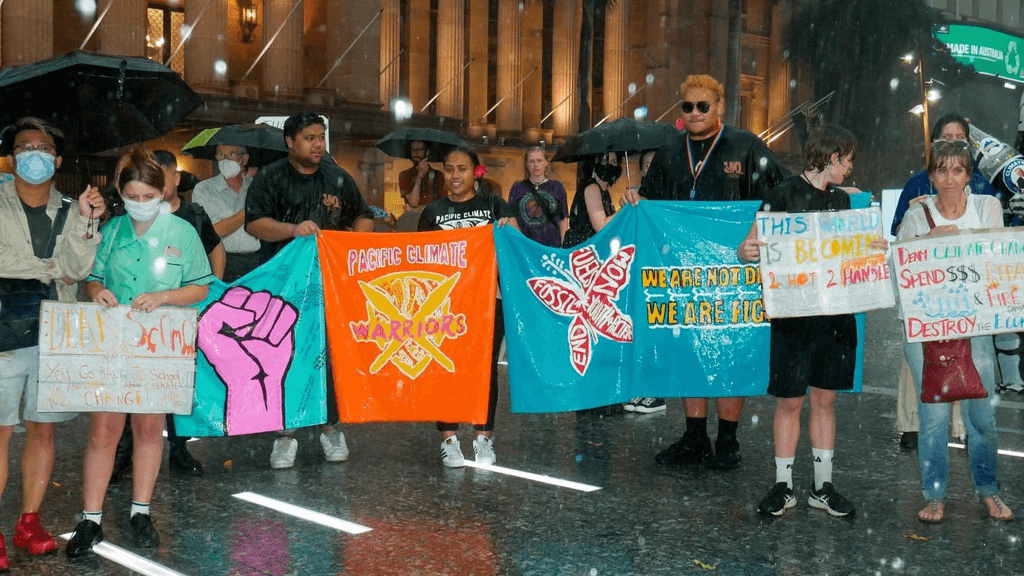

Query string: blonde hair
679 74 724 101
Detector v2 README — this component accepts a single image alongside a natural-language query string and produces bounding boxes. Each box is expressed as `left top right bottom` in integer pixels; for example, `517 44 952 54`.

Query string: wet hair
522 146 547 179
927 140 973 179
444 145 482 170
1 117 66 156
931 113 969 142
114 147 165 194
679 74 724 101
803 124 858 173
283 112 326 142
152 149 177 170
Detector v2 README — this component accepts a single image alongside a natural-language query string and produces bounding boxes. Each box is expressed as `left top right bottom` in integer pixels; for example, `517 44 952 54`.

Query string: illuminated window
146 4 185 75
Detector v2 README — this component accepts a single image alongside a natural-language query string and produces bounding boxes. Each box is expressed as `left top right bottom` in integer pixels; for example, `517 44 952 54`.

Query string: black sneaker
129 514 160 548
633 398 667 414
808 482 856 517
710 437 741 470
899 432 918 450
65 519 103 558
654 433 713 465
169 441 204 476
757 482 796 516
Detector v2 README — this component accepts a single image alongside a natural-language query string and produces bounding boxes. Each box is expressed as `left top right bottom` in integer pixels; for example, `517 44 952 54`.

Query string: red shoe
13 513 57 555
0 532 10 570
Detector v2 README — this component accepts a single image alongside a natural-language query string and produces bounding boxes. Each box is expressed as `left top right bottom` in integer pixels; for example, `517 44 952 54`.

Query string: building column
326 0 382 105
435 0 465 118
466 0 490 124
99 0 146 58
552 0 578 136
262 0 303 99
496 0 523 132
603 0 628 121
406 0 432 109
380 0 400 110
1 0 52 67
185 0 229 93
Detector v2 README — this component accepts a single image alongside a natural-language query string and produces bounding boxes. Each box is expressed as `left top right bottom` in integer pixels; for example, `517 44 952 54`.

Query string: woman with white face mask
68 148 213 558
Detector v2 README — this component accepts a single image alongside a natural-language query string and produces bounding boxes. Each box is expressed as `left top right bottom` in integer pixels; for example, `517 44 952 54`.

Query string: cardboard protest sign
756 207 894 318
36 301 196 414
894 228 1024 343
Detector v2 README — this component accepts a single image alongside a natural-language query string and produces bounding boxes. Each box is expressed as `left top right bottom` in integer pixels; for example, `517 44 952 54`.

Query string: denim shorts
0 346 77 425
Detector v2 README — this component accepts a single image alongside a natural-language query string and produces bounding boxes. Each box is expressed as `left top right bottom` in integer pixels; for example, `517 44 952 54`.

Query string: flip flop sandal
918 500 943 523
986 496 1014 521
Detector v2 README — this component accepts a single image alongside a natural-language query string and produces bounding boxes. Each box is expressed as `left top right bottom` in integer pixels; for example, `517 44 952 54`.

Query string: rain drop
589 570 597 576
214 60 228 76
181 24 192 39
344 121 352 131
661 244 670 255
575 454 583 463
891 558 905 570
750 415 759 425
628 82 637 95
758 156 768 168
75 0 97 18
153 257 167 275
789 79 797 88
889 78 899 91
646 73 655 84
637 536 645 547
609 237 621 253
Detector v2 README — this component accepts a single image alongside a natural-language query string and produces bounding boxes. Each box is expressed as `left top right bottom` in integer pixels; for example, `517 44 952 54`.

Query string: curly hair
679 74 724 101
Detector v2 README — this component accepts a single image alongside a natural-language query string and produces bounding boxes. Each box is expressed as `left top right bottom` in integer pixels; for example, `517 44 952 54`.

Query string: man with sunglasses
625 74 787 471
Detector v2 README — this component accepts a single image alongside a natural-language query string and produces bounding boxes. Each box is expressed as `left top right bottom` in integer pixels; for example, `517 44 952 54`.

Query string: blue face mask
15 150 56 185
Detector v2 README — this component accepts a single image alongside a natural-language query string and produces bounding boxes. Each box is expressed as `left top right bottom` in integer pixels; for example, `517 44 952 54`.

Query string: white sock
83 510 102 525
130 501 150 518
775 457 795 488
812 448 834 491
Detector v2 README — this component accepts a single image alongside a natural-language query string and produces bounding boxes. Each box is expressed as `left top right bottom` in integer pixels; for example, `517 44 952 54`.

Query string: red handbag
920 338 987 403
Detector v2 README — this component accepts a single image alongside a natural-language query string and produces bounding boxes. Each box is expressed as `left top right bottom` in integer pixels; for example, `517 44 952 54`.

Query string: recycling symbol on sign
1007 41 1021 76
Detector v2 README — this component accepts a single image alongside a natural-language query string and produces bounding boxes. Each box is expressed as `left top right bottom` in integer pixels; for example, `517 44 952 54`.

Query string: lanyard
686 128 724 199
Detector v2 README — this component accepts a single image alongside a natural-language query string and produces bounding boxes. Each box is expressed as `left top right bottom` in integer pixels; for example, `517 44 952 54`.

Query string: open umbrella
181 123 289 168
0 50 202 155
375 127 470 162
552 117 678 163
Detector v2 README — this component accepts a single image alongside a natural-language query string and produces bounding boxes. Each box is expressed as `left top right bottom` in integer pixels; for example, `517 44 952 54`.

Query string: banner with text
757 207 893 318
319 228 497 424
894 228 1024 343
175 237 328 436
36 302 196 414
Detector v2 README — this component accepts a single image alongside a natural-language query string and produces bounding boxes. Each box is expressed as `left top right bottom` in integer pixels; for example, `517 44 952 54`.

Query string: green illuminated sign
936 24 1024 82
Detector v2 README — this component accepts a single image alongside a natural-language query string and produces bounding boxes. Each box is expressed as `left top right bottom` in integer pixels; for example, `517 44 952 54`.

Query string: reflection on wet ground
1 308 1022 575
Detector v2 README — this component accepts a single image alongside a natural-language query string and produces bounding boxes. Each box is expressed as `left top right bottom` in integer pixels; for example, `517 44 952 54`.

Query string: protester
399 140 445 209
418 145 518 467
245 112 374 469
738 125 884 517
626 74 787 470
67 147 213 557
0 117 104 569
562 152 621 249
192 144 263 282
507 146 568 246
897 139 1012 523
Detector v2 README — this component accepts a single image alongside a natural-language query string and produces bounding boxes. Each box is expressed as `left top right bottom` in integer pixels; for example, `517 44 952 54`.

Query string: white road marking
232 492 372 534
462 461 602 492
58 534 188 576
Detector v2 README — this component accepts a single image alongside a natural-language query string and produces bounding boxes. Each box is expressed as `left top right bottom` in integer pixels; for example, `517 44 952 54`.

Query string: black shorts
767 314 857 398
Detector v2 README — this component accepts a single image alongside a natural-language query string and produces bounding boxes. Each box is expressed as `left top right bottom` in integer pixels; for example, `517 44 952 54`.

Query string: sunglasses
681 100 717 114
931 139 969 151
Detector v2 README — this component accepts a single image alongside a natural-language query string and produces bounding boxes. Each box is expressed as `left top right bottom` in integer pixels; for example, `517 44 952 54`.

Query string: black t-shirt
639 125 788 202
417 193 515 231
20 201 52 258
173 201 221 256
246 158 373 258
758 174 850 214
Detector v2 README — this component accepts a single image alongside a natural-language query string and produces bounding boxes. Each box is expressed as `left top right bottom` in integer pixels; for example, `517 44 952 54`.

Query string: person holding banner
0 117 104 569
738 124 883 517
626 74 788 470
507 147 568 247
896 139 1012 523
418 145 518 467
67 148 214 557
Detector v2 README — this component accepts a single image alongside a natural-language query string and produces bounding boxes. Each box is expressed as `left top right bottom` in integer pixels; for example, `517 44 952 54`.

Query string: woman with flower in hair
418 145 518 467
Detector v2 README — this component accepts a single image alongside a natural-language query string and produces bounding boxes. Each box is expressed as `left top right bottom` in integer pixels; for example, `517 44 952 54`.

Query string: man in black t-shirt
625 74 788 472
244 112 374 470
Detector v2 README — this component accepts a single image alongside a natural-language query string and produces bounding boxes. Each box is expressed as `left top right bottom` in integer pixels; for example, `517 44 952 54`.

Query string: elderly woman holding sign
68 148 213 556
896 139 1012 523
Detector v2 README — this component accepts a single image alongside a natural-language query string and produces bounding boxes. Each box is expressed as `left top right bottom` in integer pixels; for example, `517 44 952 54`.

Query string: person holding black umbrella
625 74 788 471
399 140 446 209
562 151 622 249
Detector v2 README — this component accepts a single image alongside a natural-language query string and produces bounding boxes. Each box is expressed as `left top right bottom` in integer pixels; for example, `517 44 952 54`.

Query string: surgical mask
15 150 56 185
219 159 242 178
594 163 622 185
122 197 164 222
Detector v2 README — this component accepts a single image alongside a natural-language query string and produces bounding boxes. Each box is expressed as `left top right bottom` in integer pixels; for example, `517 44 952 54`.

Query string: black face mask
594 163 622 185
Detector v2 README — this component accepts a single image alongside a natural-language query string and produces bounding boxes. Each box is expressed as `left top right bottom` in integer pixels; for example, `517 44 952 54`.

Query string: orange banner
318 228 497 424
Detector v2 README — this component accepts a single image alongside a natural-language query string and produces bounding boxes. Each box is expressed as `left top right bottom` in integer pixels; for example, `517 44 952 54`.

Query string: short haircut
803 124 858 173
931 112 969 142
928 140 973 179
283 112 326 142
115 147 165 194
152 149 177 170
679 74 724 101
2 117 66 156
444 145 481 170
406 139 430 156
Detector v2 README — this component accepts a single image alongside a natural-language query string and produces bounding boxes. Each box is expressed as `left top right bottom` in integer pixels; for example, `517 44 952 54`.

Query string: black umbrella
0 50 202 155
375 127 470 162
181 123 288 168
552 118 678 163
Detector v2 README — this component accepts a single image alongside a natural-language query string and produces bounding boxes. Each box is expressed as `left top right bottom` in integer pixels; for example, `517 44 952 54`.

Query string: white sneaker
320 430 349 462
270 437 298 469
440 437 465 468
473 435 496 465
623 397 643 412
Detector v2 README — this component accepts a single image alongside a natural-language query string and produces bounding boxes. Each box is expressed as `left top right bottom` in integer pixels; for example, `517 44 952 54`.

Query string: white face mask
219 159 242 178
122 197 164 222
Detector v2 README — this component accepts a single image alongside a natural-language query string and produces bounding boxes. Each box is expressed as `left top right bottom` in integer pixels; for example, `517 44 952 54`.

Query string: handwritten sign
36 302 197 414
894 228 1024 343
640 264 766 329
756 207 894 318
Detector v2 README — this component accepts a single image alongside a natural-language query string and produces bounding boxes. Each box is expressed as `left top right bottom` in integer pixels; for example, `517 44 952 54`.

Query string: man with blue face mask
0 117 105 570
192 144 262 282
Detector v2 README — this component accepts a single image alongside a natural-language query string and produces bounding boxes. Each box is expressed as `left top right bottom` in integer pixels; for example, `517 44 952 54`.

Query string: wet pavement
1 307 1022 575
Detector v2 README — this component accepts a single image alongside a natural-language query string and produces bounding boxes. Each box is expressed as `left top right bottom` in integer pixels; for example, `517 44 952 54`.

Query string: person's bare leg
20 421 56 513
0 425 12 504
130 414 165 505
683 398 709 418
717 397 745 421
808 388 836 451
82 412 126 512
774 397 804 458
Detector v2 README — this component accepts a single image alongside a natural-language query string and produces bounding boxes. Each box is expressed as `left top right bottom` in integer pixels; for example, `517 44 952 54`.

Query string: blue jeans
904 337 1000 500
